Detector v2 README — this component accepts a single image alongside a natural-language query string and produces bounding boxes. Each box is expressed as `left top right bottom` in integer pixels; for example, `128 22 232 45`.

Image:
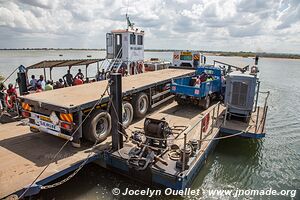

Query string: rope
2 66 19 83
199 126 252 142
18 82 111 199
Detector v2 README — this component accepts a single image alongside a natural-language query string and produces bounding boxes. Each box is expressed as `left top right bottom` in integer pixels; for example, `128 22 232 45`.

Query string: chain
39 83 114 191
18 82 111 199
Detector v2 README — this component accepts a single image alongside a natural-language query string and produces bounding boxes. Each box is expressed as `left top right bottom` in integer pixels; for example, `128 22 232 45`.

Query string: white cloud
0 0 299 53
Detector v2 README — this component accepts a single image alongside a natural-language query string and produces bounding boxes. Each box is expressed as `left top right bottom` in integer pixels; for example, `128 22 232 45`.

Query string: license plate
36 120 60 132
39 115 51 122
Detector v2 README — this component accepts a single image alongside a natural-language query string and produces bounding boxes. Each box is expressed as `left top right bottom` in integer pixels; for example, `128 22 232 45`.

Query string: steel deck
0 101 266 198
107 101 225 189
220 106 266 138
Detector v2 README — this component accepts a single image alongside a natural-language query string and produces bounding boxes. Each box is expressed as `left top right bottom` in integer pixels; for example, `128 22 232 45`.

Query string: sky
0 0 299 53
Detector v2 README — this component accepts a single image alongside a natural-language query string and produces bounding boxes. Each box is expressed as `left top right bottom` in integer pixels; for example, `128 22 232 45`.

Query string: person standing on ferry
63 70 74 87
75 69 84 80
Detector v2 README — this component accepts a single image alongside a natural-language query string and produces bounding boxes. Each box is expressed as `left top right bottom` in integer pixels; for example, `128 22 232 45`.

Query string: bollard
110 73 123 150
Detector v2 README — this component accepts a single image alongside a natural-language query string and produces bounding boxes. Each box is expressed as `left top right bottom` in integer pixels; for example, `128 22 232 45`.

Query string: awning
26 58 105 70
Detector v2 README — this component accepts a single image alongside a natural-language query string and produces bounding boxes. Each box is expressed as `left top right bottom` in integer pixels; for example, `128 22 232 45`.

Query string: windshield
180 55 192 60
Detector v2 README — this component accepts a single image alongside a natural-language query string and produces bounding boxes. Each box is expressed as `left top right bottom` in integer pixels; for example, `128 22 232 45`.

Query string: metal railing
256 91 270 133
181 102 223 172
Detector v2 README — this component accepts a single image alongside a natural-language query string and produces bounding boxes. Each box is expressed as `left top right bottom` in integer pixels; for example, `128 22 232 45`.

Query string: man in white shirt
29 75 37 90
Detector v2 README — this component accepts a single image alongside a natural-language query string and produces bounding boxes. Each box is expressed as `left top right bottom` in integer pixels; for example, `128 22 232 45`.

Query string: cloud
0 0 299 53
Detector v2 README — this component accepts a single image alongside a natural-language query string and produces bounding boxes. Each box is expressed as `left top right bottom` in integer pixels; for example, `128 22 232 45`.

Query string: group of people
0 75 18 111
193 72 215 87
27 69 88 93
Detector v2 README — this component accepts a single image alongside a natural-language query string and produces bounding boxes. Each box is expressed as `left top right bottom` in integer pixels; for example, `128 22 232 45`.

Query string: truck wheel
83 110 111 143
175 95 185 105
122 101 133 128
203 96 210 110
133 92 149 118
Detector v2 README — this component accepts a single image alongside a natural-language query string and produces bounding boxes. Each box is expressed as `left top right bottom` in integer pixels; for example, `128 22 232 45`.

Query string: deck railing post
182 133 187 172
217 102 220 120
262 106 268 133
224 106 228 126
210 107 215 135
199 120 203 149
255 106 260 133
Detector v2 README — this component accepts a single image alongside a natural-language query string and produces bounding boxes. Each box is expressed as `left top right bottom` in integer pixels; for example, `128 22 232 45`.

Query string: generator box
225 71 257 116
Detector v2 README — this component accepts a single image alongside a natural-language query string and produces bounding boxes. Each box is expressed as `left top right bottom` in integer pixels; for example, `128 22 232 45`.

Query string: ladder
107 58 123 72
106 48 123 73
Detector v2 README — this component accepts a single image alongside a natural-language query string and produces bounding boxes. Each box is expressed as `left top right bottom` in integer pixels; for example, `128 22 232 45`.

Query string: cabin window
130 34 136 45
116 35 121 45
137 35 143 45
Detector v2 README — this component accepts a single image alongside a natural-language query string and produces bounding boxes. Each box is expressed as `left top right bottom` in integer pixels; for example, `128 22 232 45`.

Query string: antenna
126 14 134 30
125 0 134 30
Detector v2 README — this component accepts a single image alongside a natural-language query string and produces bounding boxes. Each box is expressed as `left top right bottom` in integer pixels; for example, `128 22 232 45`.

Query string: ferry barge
0 20 269 199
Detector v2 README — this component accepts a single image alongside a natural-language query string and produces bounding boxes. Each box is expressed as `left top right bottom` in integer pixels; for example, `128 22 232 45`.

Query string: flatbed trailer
19 68 194 144
21 68 193 112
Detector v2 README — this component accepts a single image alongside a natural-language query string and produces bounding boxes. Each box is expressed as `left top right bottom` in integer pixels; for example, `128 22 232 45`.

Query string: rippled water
0 50 299 200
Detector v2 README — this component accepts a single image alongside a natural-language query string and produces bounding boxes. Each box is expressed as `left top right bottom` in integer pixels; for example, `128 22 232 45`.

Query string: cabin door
114 34 122 58
106 33 113 59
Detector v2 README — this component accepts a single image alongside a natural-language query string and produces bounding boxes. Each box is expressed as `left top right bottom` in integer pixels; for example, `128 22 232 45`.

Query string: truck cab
172 51 206 68
170 65 222 109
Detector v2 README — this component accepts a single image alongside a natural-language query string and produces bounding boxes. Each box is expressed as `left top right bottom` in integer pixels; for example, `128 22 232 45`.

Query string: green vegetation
145 49 300 59
0 48 299 59
216 51 300 59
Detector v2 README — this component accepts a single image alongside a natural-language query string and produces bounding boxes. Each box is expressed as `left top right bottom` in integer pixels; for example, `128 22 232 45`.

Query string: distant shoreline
1 48 299 60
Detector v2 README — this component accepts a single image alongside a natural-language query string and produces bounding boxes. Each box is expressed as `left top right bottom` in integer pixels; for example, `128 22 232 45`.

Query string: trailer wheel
122 101 133 128
83 110 111 143
203 95 210 110
133 92 149 118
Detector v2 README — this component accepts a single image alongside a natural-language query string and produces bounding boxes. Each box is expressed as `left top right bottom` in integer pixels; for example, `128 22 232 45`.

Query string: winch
144 117 172 148
127 118 172 170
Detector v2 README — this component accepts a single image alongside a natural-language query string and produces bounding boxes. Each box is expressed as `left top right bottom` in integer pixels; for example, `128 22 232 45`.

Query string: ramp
0 122 109 198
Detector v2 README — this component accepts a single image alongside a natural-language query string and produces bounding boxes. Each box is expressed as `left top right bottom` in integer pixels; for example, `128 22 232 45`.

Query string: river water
0 50 299 199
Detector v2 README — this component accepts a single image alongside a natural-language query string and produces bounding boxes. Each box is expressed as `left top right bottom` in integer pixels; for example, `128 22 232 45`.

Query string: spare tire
122 101 133 128
83 109 111 143
133 92 149 118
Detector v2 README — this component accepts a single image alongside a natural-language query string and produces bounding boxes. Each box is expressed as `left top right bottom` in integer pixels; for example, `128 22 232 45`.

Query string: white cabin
106 28 145 75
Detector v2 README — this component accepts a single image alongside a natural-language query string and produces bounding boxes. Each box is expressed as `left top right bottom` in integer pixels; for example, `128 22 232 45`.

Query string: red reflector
61 122 72 130
22 111 31 118
172 86 176 91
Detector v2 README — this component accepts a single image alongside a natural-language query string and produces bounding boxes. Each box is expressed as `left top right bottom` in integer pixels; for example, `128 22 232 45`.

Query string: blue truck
170 66 223 109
